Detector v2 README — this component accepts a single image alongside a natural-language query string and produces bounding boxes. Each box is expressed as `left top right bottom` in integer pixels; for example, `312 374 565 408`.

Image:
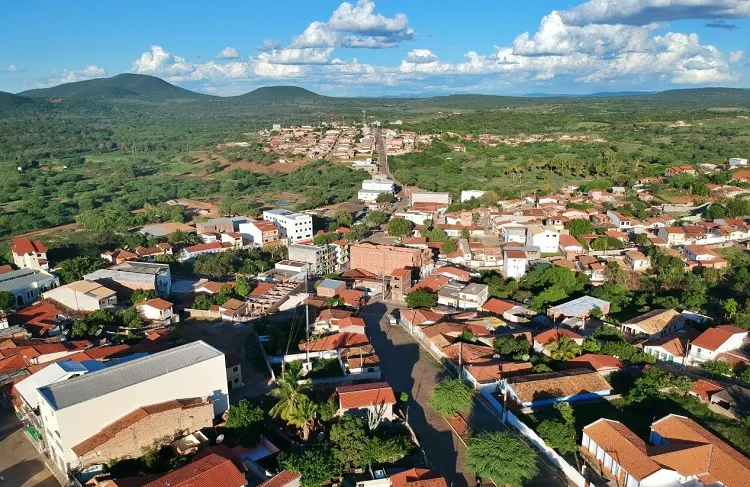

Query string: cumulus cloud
562 0 750 26
7 64 18 72
291 21 338 48
217 47 240 59
42 64 107 87
261 47 334 65
256 39 283 51
132 46 193 76
729 50 745 63
405 49 439 64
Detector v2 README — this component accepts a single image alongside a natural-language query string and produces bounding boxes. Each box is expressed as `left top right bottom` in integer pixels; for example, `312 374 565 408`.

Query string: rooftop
508 368 611 404
622 309 686 335
691 325 747 351
337 381 397 409
547 295 610 318
38 341 223 410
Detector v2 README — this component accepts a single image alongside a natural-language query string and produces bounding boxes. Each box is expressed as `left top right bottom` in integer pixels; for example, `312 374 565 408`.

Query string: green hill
650 87 750 105
19 73 209 100
0 91 41 111
234 85 323 102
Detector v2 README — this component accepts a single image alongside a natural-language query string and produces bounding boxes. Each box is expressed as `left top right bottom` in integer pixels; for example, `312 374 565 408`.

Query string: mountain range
3 73 750 113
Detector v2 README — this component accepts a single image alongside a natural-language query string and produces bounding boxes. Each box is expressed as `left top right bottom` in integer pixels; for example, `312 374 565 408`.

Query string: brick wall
350 244 432 276
77 402 214 467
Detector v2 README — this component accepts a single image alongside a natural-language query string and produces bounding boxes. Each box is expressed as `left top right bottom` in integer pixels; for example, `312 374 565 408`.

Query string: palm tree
269 368 311 423
546 337 581 361
285 395 318 441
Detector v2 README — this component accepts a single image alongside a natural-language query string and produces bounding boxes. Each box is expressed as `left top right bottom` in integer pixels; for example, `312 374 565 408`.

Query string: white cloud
261 47 334 65
42 64 107 87
8 64 18 72
256 39 283 52
80 65 106 77
217 47 240 59
132 46 193 76
729 50 745 63
562 0 750 26
291 22 338 48
328 0 411 36
406 49 439 64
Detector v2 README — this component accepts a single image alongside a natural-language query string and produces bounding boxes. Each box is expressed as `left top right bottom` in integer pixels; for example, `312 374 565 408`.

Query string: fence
480 388 595 487
184 308 221 320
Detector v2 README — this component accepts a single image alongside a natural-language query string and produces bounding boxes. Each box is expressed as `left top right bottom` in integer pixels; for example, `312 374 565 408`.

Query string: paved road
359 301 568 487
0 410 61 487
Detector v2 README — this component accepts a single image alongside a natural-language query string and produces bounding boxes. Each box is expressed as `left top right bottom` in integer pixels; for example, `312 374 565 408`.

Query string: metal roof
0 269 56 293
548 295 611 318
38 341 223 411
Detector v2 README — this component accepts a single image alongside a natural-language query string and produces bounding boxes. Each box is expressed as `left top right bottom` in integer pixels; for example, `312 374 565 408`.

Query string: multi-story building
0 268 59 307
238 219 280 246
84 262 171 298
288 243 333 275
349 243 433 277
503 248 527 279
12 237 49 271
358 178 396 202
195 217 235 235
37 341 229 473
525 225 560 254
263 209 313 243
42 280 117 312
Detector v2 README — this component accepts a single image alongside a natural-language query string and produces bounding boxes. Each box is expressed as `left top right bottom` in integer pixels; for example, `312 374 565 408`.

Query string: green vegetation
537 403 577 456
428 378 474 418
387 217 413 237
225 399 265 446
466 431 539 486
405 289 438 308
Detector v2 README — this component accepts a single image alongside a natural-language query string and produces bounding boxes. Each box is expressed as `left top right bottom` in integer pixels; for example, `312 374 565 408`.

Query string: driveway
0 410 61 487
359 301 568 487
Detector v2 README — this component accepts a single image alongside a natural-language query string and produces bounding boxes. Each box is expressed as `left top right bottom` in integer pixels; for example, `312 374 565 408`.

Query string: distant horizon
2 1 749 96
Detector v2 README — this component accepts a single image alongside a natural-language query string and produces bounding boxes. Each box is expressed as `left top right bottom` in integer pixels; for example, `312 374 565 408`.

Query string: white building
135 297 177 324
263 209 313 244
503 248 528 279
525 225 560 254
687 325 748 364
460 190 485 203
606 211 633 230
411 192 452 206
358 178 395 202
37 341 229 473
728 157 748 167
288 243 333 275
0 269 59 307
85 262 171 298
42 280 117 312
11 237 49 271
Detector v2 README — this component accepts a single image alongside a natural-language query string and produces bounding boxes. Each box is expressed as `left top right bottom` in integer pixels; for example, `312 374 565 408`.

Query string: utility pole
304 268 311 367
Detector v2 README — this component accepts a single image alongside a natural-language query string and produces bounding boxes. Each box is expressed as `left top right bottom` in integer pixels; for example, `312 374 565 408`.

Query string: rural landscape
2 1 750 487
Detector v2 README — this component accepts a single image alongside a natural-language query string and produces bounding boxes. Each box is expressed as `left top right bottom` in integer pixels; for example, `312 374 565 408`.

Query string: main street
358 300 569 487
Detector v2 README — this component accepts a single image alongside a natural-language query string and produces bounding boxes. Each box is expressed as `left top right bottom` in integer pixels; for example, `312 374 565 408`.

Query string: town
1 138 750 487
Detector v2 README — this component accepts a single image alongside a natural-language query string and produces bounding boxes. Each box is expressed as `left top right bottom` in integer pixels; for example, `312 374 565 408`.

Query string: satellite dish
216 434 225 444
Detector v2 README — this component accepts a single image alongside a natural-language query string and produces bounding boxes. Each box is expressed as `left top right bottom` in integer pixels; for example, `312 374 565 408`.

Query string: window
233 366 239 372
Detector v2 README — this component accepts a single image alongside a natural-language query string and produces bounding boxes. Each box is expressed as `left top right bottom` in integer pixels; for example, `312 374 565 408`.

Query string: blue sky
2 0 750 96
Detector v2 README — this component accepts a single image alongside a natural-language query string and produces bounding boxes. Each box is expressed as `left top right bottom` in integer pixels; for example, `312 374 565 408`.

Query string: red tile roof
480 298 522 315
533 328 583 346
299 332 369 352
567 353 622 372
70 344 131 361
118 450 247 487
690 379 725 400
251 283 276 296
137 298 173 311
184 241 225 253
691 325 746 352
337 381 396 409
390 468 448 487
339 289 365 307
258 470 301 487
11 237 46 255
8 300 62 336
412 275 450 293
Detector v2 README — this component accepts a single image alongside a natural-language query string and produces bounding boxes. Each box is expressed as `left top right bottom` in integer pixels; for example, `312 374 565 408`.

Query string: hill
0 91 42 111
19 73 209 100
234 85 323 102
650 87 750 105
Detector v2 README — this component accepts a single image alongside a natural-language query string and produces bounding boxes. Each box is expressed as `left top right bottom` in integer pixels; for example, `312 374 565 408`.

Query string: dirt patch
226 159 307 174
17 223 80 238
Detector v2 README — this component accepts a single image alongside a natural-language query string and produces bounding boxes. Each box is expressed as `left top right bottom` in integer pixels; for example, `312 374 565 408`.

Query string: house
36 341 229 473
7 300 65 337
432 265 471 283
624 251 650 271
299 331 369 353
105 446 248 487
558 234 584 259
525 225 560 254
657 226 685 246
11 237 49 271
135 298 177 324
709 385 750 418
239 219 280 246
583 414 750 487
664 165 696 177
42 280 117 312
196 217 235 235
689 378 725 401
547 296 610 327
390 267 414 302
180 241 230 260
101 248 139 265
533 328 584 354
688 325 748 364
399 308 443 333
729 157 748 167
312 309 354 334
505 368 612 409
503 248 528 279
336 381 397 421
263 209 313 243
479 298 533 323
218 298 249 321
316 279 346 298
641 328 700 365
358 177 396 202
500 225 528 244
682 245 728 269
606 211 633 231
339 289 365 308
621 309 687 340
457 283 489 310
339 345 381 376
133 242 173 261
0 269 60 307
85 262 171 298
566 354 622 375
225 352 244 390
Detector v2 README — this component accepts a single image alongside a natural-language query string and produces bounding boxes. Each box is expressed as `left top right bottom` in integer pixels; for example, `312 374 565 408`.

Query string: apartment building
525 225 560 254
85 262 171 297
11 237 49 271
263 209 313 243
37 341 228 473
238 219 280 246
288 243 333 275
358 177 396 202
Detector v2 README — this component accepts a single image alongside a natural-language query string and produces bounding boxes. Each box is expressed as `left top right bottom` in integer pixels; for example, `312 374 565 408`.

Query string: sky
2 0 750 96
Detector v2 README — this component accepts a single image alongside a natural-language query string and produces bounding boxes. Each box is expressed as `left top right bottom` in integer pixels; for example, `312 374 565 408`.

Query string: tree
723 298 739 320
405 289 437 308
428 379 473 418
590 236 624 251
344 223 368 242
441 239 458 254
285 395 318 441
329 416 369 469
493 336 531 358
226 399 265 446
130 289 158 304
546 337 581 361
278 443 339 487
71 309 115 338
119 307 144 329
366 210 388 226
57 256 103 284
269 368 312 424
566 219 594 237
367 435 411 465
376 193 396 203
537 403 576 455
192 294 214 310
235 275 252 297
388 217 414 237
701 360 734 378
0 291 13 311
466 431 539 486
334 209 354 228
